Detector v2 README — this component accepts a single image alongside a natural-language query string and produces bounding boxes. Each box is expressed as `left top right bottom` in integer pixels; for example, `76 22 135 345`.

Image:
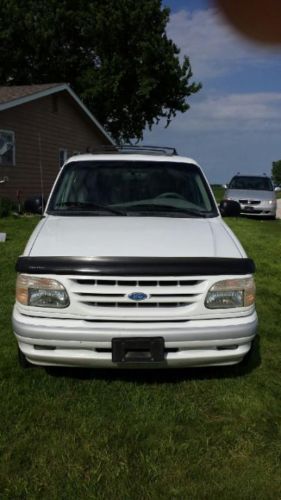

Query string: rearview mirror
219 199 240 217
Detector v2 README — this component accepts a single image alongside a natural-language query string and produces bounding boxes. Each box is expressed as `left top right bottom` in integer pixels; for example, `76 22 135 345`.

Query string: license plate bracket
112 337 165 363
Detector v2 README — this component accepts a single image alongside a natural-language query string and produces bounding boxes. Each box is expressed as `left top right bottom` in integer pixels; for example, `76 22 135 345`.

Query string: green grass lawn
0 215 281 499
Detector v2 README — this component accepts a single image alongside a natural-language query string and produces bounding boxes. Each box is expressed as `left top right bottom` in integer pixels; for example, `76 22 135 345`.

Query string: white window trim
0 129 16 166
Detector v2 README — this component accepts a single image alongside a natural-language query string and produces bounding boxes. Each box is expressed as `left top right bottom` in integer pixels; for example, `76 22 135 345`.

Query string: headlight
16 274 69 308
205 277 255 309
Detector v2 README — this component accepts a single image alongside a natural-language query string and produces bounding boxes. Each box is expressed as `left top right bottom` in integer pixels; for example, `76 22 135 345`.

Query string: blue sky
143 0 281 182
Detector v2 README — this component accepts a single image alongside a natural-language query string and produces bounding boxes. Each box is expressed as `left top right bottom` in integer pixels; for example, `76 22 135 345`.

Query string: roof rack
88 145 178 156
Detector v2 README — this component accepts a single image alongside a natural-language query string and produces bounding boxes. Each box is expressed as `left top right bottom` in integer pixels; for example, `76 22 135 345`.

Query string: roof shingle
0 83 62 105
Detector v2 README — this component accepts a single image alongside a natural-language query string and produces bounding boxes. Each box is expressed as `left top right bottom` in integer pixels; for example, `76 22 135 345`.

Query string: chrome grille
67 276 207 319
83 302 190 308
74 278 200 287
239 200 260 205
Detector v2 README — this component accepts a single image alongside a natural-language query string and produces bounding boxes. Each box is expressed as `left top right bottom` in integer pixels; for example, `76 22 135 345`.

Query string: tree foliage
0 0 201 142
272 160 281 185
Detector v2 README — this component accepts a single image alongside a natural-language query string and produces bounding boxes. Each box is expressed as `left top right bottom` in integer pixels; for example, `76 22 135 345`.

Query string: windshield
47 160 218 217
229 176 273 191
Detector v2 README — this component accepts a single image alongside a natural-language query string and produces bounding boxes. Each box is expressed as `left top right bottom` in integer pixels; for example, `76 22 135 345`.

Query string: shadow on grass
45 336 261 384
240 214 277 222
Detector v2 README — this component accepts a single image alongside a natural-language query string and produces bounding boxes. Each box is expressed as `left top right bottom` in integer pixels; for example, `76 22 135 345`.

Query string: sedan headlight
262 199 276 206
16 274 69 308
205 277 255 309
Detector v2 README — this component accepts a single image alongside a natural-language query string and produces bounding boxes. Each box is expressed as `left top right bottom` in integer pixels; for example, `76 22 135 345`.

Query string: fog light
34 345 56 350
217 345 238 350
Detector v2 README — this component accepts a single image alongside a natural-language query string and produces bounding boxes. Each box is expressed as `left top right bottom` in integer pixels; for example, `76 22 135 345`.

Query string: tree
272 160 281 186
0 0 201 142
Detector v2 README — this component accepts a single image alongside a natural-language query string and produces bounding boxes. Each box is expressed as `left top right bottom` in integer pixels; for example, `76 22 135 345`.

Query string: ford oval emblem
127 292 149 302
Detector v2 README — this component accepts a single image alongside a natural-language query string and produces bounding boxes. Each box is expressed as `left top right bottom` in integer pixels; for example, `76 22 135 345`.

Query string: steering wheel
156 192 186 200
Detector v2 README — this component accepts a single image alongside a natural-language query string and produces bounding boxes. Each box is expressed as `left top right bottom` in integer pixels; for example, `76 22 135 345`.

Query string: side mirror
219 199 240 217
24 195 45 215
274 186 281 192
222 184 228 189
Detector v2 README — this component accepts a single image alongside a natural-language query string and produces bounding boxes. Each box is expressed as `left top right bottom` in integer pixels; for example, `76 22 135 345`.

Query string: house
0 83 114 203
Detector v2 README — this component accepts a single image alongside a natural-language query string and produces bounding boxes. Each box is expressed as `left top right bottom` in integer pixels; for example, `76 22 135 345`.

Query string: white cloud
144 7 281 182
168 8 277 79
173 92 281 132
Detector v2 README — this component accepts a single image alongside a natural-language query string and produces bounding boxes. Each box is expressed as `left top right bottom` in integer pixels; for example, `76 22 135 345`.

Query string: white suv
13 148 257 369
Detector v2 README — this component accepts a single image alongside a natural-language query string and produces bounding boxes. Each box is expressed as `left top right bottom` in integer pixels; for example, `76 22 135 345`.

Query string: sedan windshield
229 176 273 191
47 160 218 217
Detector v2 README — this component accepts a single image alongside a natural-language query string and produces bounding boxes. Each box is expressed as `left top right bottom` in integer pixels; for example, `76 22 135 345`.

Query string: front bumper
13 307 258 368
240 204 276 217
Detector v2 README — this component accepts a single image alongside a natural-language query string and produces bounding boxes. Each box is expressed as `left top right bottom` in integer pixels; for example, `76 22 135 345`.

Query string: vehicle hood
27 216 244 258
226 189 275 201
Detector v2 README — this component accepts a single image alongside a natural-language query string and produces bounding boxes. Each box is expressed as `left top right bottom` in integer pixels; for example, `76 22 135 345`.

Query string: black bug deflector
16 256 256 276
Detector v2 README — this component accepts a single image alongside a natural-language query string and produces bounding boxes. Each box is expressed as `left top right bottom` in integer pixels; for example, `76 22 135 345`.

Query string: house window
59 148 68 168
0 130 15 166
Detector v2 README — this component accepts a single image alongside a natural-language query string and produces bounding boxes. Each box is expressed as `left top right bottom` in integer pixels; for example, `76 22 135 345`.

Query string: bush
24 195 45 214
0 197 16 217
272 160 281 185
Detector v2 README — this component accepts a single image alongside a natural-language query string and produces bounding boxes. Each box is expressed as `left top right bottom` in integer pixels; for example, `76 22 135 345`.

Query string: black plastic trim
16 256 255 276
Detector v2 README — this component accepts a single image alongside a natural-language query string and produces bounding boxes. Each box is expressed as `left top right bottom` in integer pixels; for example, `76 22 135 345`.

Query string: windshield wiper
55 201 126 215
124 203 209 217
